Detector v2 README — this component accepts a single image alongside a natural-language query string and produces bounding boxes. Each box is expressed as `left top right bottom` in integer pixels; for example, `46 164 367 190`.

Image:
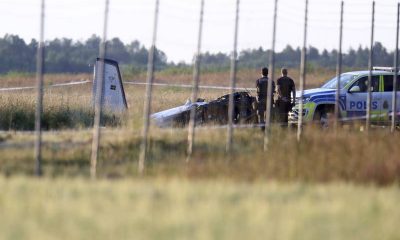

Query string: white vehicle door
346 75 382 121
381 75 400 123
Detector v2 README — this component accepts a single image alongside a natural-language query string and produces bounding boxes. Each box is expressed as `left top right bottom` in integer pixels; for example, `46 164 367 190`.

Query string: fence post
366 1 375 132
90 0 110 179
138 0 160 174
226 0 240 154
187 0 205 162
264 0 278 151
297 0 308 142
34 0 45 177
334 1 344 131
391 3 399 133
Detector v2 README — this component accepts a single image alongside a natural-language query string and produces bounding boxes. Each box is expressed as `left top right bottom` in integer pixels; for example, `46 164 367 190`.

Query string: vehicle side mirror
349 85 360 93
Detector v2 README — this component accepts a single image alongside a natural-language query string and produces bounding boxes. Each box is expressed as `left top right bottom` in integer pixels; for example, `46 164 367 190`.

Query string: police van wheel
314 110 332 128
320 112 330 128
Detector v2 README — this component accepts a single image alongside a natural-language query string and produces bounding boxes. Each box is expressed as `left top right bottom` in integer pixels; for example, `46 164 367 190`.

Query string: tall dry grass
0 81 230 130
0 72 399 185
0 67 336 89
1 126 399 185
127 67 336 89
0 73 92 88
0 85 122 130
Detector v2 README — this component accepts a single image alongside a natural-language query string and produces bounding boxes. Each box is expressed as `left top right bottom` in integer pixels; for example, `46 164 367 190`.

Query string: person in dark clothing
276 68 296 124
256 67 275 130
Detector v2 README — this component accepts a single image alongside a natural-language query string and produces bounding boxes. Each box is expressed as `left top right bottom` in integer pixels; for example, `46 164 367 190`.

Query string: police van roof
344 70 399 76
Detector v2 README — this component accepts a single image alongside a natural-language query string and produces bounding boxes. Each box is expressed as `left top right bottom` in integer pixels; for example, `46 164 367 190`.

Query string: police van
289 67 400 126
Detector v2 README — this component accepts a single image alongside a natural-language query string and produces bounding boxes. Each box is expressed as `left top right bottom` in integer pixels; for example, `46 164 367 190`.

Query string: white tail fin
92 58 128 112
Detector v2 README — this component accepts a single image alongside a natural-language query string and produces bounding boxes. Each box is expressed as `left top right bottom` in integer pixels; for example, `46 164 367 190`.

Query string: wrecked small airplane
151 91 259 127
92 58 259 128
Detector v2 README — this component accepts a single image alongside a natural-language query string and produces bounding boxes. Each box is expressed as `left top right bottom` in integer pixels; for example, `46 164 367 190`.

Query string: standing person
256 67 275 130
276 68 296 125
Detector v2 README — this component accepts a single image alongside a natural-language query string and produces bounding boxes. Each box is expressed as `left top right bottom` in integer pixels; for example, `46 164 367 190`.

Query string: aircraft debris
151 91 258 127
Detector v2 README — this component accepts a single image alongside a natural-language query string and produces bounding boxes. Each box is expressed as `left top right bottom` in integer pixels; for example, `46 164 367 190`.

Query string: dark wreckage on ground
91 58 261 128
151 92 260 128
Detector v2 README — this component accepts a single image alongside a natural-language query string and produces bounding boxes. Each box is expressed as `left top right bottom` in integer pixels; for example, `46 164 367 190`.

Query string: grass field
0 66 337 131
1 70 400 183
1 69 399 239
0 83 231 130
0 67 336 131
0 67 336 88
1 121 400 185
1 178 400 240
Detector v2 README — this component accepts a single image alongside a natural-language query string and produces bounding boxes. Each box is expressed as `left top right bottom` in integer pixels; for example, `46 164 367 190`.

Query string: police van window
351 76 380 92
321 74 357 89
383 75 400 91
398 75 400 91
383 75 393 91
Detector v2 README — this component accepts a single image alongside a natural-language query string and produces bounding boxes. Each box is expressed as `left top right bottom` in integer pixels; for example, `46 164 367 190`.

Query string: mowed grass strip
0 73 91 88
0 67 335 89
0 177 399 240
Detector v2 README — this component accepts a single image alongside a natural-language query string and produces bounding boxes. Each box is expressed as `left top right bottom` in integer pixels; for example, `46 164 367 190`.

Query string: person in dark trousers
256 67 275 130
276 68 296 125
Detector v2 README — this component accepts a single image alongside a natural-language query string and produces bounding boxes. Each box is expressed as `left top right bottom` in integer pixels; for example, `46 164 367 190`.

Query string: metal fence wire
90 0 110 179
138 0 160 175
34 0 45 177
186 0 205 162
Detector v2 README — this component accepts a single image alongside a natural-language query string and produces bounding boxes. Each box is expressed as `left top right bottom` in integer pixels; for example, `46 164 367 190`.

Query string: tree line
0 34 397 74
0 34 167 74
